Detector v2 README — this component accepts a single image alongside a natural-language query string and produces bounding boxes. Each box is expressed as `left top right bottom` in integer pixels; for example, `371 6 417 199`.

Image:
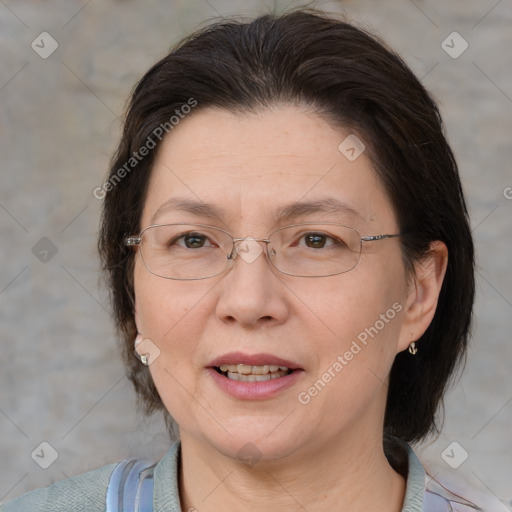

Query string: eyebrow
271 197 363 223
151 198 225 224
151 196 363 225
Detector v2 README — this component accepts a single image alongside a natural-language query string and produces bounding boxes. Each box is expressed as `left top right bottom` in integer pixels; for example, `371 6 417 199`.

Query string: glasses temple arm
124 236 141 246
360 233 402 242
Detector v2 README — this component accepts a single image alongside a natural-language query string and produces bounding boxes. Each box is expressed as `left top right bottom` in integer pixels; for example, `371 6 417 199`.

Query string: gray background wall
1 0 511 507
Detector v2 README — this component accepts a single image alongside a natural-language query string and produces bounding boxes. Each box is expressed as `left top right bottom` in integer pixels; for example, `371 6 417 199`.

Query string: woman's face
134 105 412 462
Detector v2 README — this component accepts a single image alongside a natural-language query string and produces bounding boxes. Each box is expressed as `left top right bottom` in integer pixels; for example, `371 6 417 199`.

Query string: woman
4 8 489 511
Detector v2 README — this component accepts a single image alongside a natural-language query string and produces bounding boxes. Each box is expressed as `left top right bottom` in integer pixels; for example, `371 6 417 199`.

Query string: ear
397 241 448 353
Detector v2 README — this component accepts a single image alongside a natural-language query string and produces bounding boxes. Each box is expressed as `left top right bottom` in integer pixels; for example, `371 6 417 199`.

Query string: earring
408 340 418 355
134 333 150 366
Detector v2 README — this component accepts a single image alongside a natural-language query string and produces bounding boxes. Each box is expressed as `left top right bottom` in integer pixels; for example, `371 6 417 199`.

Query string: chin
184 415 309 465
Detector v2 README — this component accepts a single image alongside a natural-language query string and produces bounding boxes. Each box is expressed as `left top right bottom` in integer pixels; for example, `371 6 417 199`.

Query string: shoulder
405 444 509 512
1 443 182 512
1 463 116 512
423 471 510 512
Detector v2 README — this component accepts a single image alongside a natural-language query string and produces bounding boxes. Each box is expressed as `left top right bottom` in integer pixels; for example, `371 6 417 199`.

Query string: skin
133 104 448 512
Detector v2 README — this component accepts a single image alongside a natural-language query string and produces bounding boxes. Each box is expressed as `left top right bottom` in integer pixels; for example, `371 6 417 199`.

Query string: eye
297 232 337 249
172 232 216 249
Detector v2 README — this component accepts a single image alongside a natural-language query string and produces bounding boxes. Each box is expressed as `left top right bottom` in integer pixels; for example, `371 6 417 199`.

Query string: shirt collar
402 444 427 511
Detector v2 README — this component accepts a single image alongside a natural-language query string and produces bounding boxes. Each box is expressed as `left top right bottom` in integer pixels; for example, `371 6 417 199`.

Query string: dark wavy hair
98 9 474 455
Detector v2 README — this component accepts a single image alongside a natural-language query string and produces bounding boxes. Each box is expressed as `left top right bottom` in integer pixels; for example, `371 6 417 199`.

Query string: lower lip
207 368 304 400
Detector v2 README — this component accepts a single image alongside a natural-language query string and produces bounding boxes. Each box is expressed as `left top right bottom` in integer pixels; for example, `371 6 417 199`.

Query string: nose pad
235 238 265 264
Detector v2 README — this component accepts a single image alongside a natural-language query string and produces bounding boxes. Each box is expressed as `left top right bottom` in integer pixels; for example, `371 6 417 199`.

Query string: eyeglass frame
124 222 403 280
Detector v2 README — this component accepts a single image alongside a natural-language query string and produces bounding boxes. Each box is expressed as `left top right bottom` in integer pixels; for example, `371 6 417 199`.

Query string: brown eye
298 232 336 249
304 233 327 248
183 233 207 248
170 232 214 249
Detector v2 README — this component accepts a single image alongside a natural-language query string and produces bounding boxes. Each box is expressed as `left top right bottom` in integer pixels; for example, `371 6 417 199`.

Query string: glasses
124 222 402 280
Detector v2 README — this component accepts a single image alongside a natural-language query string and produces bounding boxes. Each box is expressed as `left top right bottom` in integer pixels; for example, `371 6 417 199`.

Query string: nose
215 238 289 328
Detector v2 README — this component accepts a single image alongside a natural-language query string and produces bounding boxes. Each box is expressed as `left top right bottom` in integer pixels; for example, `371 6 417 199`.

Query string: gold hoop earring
408 341 418 355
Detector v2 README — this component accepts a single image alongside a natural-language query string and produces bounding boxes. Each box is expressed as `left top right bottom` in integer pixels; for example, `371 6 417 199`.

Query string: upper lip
208 352 302 370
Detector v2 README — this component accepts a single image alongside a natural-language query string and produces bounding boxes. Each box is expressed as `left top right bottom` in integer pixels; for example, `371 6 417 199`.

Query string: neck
178 428 406 512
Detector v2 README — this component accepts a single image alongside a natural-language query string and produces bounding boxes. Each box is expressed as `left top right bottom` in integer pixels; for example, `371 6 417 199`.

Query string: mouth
214 364 292 382
207 352 303 399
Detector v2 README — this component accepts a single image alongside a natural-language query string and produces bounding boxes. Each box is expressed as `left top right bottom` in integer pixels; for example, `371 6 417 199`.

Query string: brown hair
98 8 474 445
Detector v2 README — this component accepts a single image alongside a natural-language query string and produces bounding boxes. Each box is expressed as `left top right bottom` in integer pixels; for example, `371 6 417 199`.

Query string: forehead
141 105 396 231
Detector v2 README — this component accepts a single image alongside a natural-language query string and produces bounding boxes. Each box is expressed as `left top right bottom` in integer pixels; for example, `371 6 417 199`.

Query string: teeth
252 365 269 375
237 363 253 375
217 363 291 378
226 370 289 382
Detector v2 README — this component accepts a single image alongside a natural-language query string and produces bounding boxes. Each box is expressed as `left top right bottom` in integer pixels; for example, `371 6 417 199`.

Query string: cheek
135 256 185 332
307 254 406 369
134 263 209 421
297 271 405 424
133 260 201 366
